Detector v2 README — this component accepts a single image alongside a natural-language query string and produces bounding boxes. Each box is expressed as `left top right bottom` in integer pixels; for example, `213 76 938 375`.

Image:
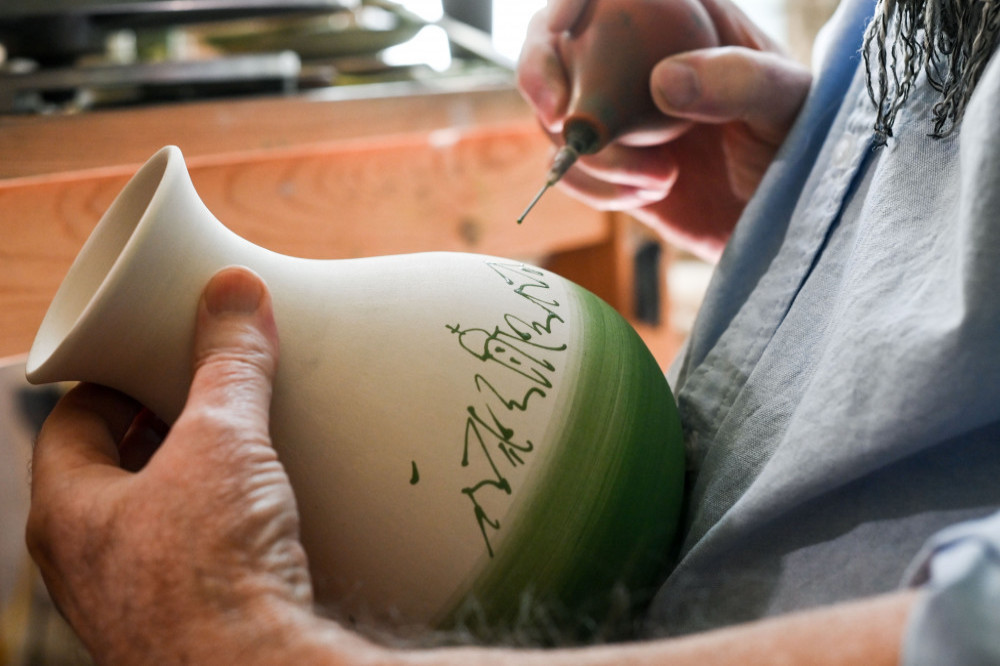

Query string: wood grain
1 87 680 367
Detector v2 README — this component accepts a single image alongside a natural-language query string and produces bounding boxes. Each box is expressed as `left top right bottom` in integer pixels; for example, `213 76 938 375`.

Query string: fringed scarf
863 0 1000 143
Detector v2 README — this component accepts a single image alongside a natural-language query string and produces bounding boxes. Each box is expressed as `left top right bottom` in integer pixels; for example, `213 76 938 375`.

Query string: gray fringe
863 0 1000 144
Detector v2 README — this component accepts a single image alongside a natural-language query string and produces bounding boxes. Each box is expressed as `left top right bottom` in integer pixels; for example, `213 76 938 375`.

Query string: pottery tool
516 120 600 224
515 0 720 224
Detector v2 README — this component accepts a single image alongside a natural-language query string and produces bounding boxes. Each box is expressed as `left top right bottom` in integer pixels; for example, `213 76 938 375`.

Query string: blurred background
0 0 838 113
1 1 838 663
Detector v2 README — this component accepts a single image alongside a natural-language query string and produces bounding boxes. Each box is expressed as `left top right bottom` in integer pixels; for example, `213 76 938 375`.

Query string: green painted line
439 284 685 644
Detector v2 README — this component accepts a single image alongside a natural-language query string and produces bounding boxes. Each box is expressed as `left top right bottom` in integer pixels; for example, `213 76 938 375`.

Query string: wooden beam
1 118 610 359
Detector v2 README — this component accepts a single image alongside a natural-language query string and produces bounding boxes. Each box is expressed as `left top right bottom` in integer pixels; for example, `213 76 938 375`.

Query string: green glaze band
440 284 685 643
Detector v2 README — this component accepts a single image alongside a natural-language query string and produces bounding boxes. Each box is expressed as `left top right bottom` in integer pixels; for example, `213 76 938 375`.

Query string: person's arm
516 0 812 261
266 590 919 666
413 591 917 666
27 267 920 666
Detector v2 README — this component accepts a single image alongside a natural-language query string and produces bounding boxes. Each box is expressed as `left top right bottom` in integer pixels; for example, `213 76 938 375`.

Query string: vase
26 146 684 643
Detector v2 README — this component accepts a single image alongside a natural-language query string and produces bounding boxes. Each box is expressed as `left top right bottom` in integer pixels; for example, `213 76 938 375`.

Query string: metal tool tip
517 182 550 224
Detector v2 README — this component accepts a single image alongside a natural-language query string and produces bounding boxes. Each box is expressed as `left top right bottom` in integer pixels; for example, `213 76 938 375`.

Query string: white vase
26 146 684 642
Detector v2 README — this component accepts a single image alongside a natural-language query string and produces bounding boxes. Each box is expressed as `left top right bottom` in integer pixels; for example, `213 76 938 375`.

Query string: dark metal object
370 0 513 71
0 0 349 22
0 1 348 64
442 0 491 34
633 241 662 326
0 52 301 113
0 0 515 114
442 0 490 58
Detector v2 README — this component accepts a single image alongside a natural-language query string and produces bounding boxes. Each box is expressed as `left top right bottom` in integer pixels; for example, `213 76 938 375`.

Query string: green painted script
445 263 567 557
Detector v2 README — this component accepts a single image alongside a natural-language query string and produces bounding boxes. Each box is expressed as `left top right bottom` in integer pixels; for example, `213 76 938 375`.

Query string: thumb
651 47 811 144
177 266 279 449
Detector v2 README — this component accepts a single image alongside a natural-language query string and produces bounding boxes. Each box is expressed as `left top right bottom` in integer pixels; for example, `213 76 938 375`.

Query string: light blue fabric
903 512 1000 664
645 0 1000 659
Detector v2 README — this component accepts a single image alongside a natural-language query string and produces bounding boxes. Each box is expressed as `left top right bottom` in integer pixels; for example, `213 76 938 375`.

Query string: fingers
632 125 747 262
32 383 142 485
31 267 279 484
650 46 812 145
118 409 168 473
517 9 570 130
28 384 141 576
559 143 680 210
173 266 279 454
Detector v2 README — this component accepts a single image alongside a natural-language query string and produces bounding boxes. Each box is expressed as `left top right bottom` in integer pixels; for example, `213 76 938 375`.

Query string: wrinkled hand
518 0 812 261
26 267 322 664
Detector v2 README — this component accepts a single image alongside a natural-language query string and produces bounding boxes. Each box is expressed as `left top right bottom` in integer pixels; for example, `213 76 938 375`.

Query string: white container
26 146 684 642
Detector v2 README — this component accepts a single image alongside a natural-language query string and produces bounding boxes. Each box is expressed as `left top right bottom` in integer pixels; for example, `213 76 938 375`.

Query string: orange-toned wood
544 211 631 313
0 87 680 369
545 212 682 369
181 124 610 260
0 87 536 179
1 128 606 359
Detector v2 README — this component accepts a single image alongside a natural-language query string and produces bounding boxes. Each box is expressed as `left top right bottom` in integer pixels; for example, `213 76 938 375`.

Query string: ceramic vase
26 146 684 642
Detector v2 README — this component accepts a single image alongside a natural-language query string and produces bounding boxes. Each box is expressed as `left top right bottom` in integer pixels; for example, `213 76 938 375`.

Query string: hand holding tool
518 0 719 223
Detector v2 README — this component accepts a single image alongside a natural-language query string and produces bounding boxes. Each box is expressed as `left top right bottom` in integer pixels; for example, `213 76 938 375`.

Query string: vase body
27 146 683 642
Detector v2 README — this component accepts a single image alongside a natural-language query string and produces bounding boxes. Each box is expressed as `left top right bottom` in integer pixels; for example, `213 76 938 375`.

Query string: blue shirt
645 0 1000 660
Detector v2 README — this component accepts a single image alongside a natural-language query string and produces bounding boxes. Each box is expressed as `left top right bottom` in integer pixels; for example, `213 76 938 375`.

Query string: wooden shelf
0 87 681 367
